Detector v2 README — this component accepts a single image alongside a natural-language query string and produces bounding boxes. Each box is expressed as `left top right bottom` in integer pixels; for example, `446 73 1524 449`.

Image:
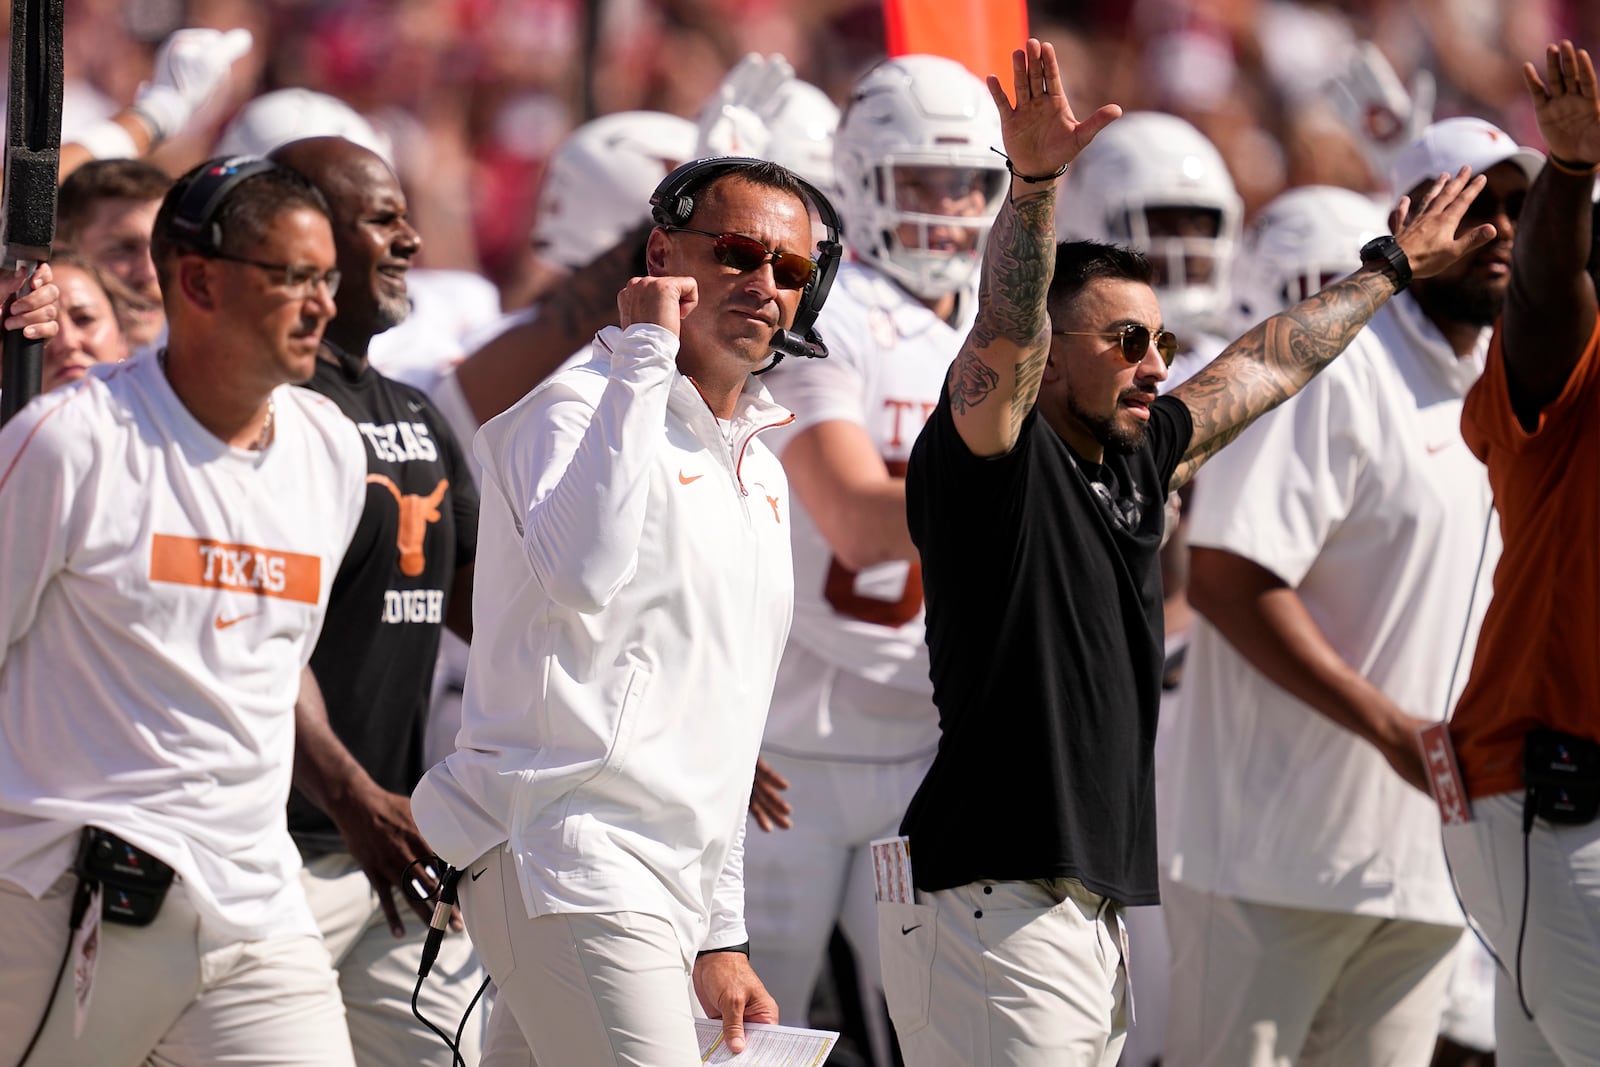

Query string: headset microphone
764 326 829 364
649 155 843 374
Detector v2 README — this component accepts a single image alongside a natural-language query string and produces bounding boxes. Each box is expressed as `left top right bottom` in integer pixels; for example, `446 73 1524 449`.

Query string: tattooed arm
948 39 1121 458
456 222 650 425
1168 166 1496 491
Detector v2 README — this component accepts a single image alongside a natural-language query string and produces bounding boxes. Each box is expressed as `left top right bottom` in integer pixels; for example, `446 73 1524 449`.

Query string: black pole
0 0 64 427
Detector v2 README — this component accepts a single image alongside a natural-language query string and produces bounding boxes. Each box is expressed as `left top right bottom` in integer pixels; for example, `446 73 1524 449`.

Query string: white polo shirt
1160 293 1498 925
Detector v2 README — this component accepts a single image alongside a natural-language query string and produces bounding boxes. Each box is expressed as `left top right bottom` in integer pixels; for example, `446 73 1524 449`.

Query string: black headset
649 156 843 371
166 156 285 255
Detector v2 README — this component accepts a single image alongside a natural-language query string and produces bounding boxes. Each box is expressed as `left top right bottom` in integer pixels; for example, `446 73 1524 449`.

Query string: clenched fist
618 275 699 336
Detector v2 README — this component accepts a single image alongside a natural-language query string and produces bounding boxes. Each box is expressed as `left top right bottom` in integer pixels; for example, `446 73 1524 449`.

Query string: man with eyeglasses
0 159 367 1065
1158 115 1540 1067
411 157 833 1064
267 136 484 1067
731 53 1009 1067
882 39 1495 1066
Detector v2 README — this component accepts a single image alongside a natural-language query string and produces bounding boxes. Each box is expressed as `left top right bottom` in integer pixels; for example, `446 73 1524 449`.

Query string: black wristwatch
1359 235 1412 292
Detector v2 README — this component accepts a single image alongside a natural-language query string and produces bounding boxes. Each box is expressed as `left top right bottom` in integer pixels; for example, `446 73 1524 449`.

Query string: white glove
132 27 255 143
695 52 796 161
1327 42 1436 188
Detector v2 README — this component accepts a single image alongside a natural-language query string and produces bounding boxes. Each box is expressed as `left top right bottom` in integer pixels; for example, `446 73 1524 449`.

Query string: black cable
410 974 465 1067
454 974 493 1055
1434 502 1533 1014
15 878 94 1067
410 863 485 1067
1516 791 1537 1020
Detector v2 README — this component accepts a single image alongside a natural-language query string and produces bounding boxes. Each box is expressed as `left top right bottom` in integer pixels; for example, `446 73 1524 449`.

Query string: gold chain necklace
158 348 275 451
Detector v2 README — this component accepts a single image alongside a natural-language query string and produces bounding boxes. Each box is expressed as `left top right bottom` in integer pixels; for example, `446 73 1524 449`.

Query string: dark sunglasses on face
1462 188 1525 225
1054 323 1180 366
663 226 817 290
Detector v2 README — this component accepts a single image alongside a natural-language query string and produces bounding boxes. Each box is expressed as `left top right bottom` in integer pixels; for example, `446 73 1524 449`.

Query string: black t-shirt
288 352 479 852
901 387 1192 905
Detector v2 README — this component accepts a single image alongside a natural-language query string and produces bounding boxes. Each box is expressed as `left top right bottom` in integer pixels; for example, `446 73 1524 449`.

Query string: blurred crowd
42 0 1600 306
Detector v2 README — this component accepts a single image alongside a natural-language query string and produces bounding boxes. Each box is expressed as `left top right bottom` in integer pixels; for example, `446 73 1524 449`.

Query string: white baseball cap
1389 116 1543 199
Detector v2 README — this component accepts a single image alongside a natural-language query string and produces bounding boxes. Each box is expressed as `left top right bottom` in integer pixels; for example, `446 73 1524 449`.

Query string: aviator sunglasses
663 226 818 290
1054 323 1180 367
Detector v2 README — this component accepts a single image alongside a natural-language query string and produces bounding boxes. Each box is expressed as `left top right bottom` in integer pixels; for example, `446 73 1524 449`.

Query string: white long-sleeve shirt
0 353 365 940
412 323 795 958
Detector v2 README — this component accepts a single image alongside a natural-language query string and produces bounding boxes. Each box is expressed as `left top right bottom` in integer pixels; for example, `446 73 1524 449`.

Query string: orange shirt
1452 318 1600 798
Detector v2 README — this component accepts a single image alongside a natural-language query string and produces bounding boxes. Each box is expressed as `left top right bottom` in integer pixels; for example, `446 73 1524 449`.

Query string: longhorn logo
367 475 449 577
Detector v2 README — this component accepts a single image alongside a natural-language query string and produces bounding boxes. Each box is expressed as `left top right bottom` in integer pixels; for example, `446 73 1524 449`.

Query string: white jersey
1161 293 1498 925
0 352 366 940
760 262 975 699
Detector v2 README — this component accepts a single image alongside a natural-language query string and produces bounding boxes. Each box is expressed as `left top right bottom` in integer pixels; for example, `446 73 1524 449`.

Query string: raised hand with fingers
1524 40 1600 170
985 38 1122 186
1390 166 1497 279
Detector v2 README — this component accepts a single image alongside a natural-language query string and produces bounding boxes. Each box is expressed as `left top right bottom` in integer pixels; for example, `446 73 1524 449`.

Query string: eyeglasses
663 227 817 290
210 252 342 298
1053 323 1179 366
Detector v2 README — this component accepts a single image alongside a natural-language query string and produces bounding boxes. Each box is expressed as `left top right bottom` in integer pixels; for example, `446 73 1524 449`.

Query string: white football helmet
764 79 841 190
833 54 1007 299
531 110 697 269
1059 111 1243 337
1228 185 1389 336
215 88 393 164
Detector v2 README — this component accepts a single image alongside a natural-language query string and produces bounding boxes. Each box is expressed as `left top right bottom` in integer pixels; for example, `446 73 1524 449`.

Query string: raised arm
947 39 1121 457
1168 166 1495 490
1503 39 1600 425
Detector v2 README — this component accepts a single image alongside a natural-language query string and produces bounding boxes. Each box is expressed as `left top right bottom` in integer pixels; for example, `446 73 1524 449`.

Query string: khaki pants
459 846 704 1067
0 871 355 1067
1161 878 1459 1067
879 877 1130 1066
301 851 486 1067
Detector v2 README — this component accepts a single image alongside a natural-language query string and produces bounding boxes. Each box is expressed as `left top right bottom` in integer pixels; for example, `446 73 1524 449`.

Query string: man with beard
1157 117 1540 1066
269 137 483 1066
884 39 1496 1066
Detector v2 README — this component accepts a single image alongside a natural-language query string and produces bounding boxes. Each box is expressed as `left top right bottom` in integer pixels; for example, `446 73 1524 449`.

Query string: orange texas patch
150 534 322 604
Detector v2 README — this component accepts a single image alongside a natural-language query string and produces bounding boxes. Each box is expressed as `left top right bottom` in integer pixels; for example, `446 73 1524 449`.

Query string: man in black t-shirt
879 38 1499 1067
271 137 483 1066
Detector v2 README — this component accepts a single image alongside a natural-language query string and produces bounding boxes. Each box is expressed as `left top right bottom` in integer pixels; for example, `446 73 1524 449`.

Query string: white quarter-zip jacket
412 323 795 958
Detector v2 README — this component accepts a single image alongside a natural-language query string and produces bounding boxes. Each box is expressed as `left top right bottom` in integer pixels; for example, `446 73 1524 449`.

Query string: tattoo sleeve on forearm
948 188 1056 424
1170 267 1393 490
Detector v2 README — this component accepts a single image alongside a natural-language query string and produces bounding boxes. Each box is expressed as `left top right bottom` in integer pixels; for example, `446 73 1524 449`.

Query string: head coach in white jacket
412 155 842 1065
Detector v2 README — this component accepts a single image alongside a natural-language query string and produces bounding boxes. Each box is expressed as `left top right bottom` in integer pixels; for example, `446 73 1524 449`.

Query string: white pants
742 749 931 1039
0 872 355 1067
458 846 703 1067
1444 792 1600 1065
879 877 1129 1066
1161 879 1459 1067
1118 902 1170 1067
301 851 486 1066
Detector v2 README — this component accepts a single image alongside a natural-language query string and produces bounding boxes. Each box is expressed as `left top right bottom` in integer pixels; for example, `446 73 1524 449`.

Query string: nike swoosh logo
901 924 921 935
1426 440 1453 454
214 611 261 630
678 471 704 485
470 868 487 881
407 400 425 413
